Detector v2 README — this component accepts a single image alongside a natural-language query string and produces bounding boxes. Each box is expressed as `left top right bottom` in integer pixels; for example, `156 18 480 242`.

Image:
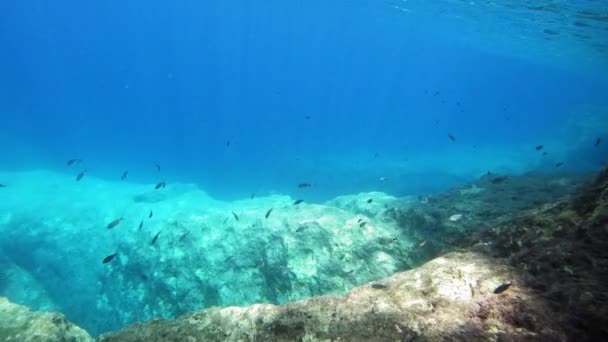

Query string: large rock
99 252 564 341
0 297 93 342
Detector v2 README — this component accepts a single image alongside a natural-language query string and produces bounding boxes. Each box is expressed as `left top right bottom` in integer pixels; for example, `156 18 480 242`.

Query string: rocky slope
0 297 93 342
99 252 564 341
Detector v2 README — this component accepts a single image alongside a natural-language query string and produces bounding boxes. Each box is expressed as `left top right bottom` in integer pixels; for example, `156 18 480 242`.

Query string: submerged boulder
99 252 565 341
0 297 93 342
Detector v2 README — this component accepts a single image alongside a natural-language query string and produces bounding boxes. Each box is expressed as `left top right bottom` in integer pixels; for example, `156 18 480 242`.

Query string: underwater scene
1 0 608 341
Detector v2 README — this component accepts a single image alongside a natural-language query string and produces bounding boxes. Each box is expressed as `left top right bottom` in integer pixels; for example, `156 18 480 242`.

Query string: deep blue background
1 0 607 200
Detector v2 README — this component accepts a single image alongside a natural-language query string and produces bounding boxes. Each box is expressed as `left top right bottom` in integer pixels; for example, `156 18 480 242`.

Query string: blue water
1 0 608 336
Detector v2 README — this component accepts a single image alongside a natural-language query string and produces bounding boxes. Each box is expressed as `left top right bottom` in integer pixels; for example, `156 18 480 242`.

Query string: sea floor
0 168 595 337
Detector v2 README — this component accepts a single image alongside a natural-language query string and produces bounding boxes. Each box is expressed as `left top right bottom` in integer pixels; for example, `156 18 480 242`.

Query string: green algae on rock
99 252 565 341
0 297 93 342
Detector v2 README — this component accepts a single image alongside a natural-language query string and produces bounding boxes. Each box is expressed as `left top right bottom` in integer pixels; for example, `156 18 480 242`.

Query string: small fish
178 231 190 242
149 210 153 218
493 281 512 294
76 170 87 181
232 211 239 221
102 253 118 264
295 224 309 232
305 115 311 120
222 217 229 225
250 193 255 199
432 90 440 97
293 199 304 205
151 231 161 245
555 162 564 168
448 134 456 142
0 184 6 188
344 269 355 275
154 181 166 189
449 214 463 222
265 208 273 219
359 222 367 228
138 220 144 229
226 140 231 147
595 138 601 147
371 283 387 289
542 151 547 156
107 218 124 229
535 145 543 151
418 240 427 247
298 182 312 188
121 171 128 180
67 159 82 166
490 176 508 184
366 199 373 204
155 164 161 172
357 218 363 223
378 237 398 245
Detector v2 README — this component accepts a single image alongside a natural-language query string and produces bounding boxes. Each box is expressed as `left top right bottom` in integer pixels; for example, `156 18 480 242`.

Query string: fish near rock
154 181 166 190
232 211 239 221
102 253 118 264
107 218 124 229
494 281 512 294
293 199 304 205
151 231 161 245
265 208 274 219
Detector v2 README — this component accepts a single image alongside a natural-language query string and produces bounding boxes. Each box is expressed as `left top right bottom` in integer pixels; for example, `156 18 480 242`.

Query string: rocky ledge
0 297 93 342
99 252 564 341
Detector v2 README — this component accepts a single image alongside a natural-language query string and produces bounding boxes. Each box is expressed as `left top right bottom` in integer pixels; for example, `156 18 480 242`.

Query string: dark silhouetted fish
371 283 387 289
149 210 153 218
121 171 128 180
178 231 190 242
293 199 304 205
305 115 311 120
226 140 231 147
102 253 118 264
298 182 312 188
357 218 363 223
155 164 161 172
367 199 373 203
151 231 161 245
296 224 309 232
232 211 239 221
107 218 124 229
0 184 6 188
595 138 601 147
154 181 166 189
250 193 255 199
448 134 456 142
223 217 229 225
535 145 543 151
76 170 87 181
359 222 367 228
542 152 548 156
490 176 508 184
67 159 82 166
432 91 440 97
555 162 564 168
138 220 144 229
265 208 273 219
494 281 512 294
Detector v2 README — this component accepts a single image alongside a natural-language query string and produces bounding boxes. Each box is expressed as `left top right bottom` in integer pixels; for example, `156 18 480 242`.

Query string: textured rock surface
99 252 564 341
0 297 93 342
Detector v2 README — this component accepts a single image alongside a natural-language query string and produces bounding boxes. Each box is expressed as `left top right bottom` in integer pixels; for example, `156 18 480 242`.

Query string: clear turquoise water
0 0 607 336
